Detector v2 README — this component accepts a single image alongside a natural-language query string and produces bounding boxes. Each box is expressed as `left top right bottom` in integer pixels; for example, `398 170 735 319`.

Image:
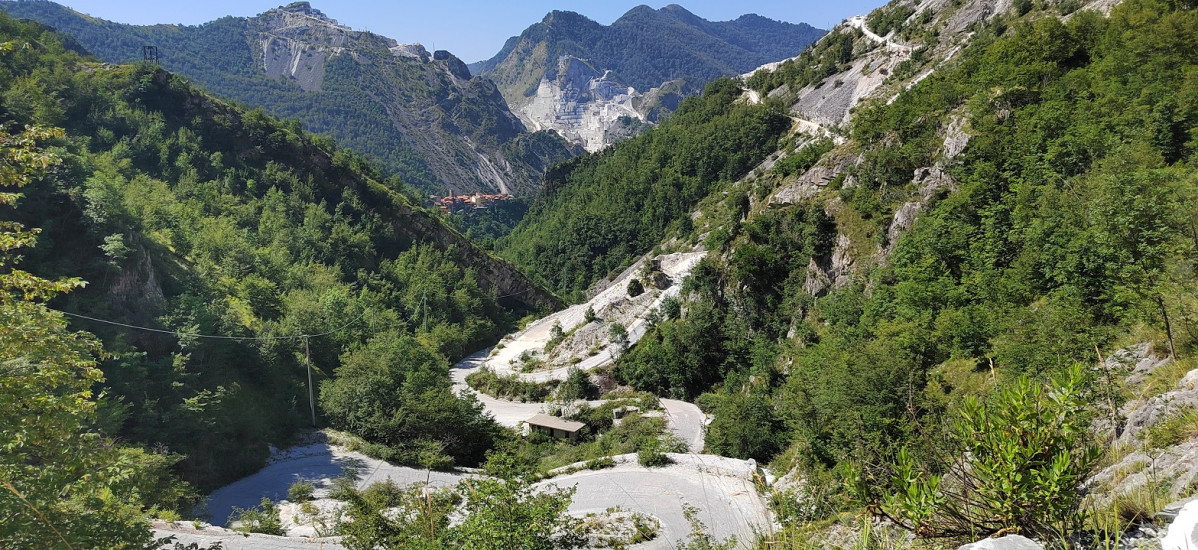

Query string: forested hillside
7 0 1198 546
504 0 1198 542
497 77 792 300
0 9 558 508
0 0 578 196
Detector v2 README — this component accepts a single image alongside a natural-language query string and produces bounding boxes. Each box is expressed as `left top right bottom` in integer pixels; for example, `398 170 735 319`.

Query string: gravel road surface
661 398 708 453
541 454 771 548
154 523 344 550
201 435 463 527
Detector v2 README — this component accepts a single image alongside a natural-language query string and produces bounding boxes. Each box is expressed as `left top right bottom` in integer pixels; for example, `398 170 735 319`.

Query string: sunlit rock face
518 56 680 152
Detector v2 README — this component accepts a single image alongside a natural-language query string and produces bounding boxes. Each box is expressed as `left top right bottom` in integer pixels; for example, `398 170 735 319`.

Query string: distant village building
430 192 513 213
524 413 586 443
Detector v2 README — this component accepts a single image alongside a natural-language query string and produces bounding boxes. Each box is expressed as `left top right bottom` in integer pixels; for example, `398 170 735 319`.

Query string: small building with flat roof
524 413 586 443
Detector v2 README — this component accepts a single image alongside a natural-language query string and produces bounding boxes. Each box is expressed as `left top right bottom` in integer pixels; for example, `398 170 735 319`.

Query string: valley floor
167 345 769 549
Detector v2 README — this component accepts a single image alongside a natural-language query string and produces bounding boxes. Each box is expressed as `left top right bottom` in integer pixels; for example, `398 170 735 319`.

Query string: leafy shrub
627 278 645 297
230 497 284 536
637 438 671 467
558 367 599 401
608 324 629 354
866 4 916 36
585 456 616 470
545 321 566 353
675 504 737 550
705 392 784 462
874 366 1101 540
467 367 558 402
287 480 315 503
320 334 502 468
660 296 682 320
773 139 834 177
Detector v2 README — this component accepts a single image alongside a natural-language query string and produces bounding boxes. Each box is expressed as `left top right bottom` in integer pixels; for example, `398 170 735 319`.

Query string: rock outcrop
1164 500 1198 550
252 2 353 91
241 3 572 196
473 6 823 150
1121 367 1198 443
516 56 676 152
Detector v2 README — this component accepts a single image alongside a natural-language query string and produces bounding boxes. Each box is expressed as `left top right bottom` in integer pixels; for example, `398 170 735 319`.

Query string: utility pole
420 289 428 333
304 336 316 427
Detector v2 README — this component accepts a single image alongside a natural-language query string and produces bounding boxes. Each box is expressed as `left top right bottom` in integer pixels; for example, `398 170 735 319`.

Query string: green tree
705 392 782 462
451 453 584 550
335 478 454 550
319 333 502 467
558 366 598 401
0 124 154 549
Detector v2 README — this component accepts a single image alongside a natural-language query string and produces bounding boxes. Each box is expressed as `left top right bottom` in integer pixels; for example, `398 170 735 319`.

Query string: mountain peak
542 10 594 27
277 2 328 19
662 4 695 16
618 4 698 21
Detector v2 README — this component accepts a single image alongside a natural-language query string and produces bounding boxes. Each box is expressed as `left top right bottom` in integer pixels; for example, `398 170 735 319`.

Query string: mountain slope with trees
7 0 1198 546
496 77 792 300
500 0 1198 543
0 0 578 196
0 10 559 506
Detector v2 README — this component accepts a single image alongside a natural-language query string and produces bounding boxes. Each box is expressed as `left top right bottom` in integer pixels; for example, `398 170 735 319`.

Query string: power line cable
50 279 538 340
494 287 539 300
51 308 369 342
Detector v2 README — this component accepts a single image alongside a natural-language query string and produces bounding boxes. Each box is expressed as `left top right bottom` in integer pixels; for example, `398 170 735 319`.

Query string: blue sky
54 1 889 63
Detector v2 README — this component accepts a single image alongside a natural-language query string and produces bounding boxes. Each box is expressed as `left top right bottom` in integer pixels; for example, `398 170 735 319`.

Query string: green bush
705 392 783 462
545 322 567 353
585 456 616 470
660 296 682 320
230 497 284 536
287 480 315 503
558 367 599 401
320 334 502 468
467 367 559 402
637 438 671 468
866 4 916 36
875 366 1101 540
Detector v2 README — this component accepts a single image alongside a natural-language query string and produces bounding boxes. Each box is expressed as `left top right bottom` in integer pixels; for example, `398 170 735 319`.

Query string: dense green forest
473 5 824 96
0 9 560 516
605 0 1198 539
6 0 1198 546
497 78 792 299
449 197 532 247
0 0 577 196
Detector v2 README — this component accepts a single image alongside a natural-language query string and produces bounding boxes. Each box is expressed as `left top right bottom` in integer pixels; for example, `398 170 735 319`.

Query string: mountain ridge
470 5 824 151
0 0 579 196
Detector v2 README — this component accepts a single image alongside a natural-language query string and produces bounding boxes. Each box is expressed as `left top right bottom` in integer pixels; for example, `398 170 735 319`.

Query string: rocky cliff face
239 2 575 196
473 6 823 151
746 0 1021 291
517 55 682 152
251 3 352 91
0 1 577 196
